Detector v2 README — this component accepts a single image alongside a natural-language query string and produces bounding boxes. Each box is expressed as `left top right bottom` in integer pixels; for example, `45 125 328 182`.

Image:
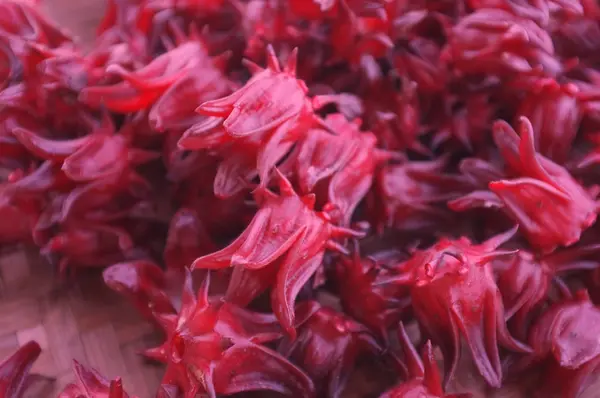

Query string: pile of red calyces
5 0 600 397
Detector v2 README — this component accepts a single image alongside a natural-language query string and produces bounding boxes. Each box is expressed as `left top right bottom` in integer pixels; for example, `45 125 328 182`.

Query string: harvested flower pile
2 0 600 397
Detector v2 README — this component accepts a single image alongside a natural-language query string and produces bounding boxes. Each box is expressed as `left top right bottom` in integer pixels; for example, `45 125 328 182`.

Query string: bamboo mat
0 245 163 396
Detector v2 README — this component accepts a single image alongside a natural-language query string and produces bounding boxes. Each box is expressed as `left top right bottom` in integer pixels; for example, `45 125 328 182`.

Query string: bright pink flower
146 0 228 15
142 271 315 398
192 171 364 334
489 117 598 253
194 45 313 139
278 301 384 398
387 228 531 387
179 46 316 197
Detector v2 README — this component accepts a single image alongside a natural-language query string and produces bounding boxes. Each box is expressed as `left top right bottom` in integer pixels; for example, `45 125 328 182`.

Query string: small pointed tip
286 47 299 75
189 258 201 271
577 154 600 169
242 58 265 75
148 113 164 132
517 116 535 137
301 193 316 209
212 50 232 70
252 183 278 204
265 44 281 72
273 168 295 196
71 359 85 375
109 378 124 398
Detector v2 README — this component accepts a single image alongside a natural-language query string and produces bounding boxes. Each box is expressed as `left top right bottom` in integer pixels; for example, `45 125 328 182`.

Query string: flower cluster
4 0 600 397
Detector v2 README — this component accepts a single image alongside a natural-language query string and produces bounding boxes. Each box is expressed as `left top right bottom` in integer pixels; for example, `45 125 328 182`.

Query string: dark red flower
387 228 531 387
445 9 560 79
0 0 70 48
576 130 600 168
390 11 449 94
450 117 598 253
103 260 176 321
490 118 598 253
335 248 410 341
193 45 313 138
238 0 288 62
80 41 214 113
192 171 364 334
0 341 41 398
497 244 600 340
41 222 134 272
288 113 391 224
13 116 157 183
526 290 600 398
278 301 384 398
329 1 393 65
59 360 135 398
429 91 497 152
142 271 315 398
516 78 581 163
288 0 338 19
467 0 584 26
380 323 470 398
179 46 317 197
164 207 217 270
148 53 232 132
361 73 425 153
368 157 467 233
5 112 159 272
0 182 41 244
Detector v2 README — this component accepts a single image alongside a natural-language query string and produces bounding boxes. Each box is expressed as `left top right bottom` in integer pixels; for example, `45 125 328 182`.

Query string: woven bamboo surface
0 245 163 396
